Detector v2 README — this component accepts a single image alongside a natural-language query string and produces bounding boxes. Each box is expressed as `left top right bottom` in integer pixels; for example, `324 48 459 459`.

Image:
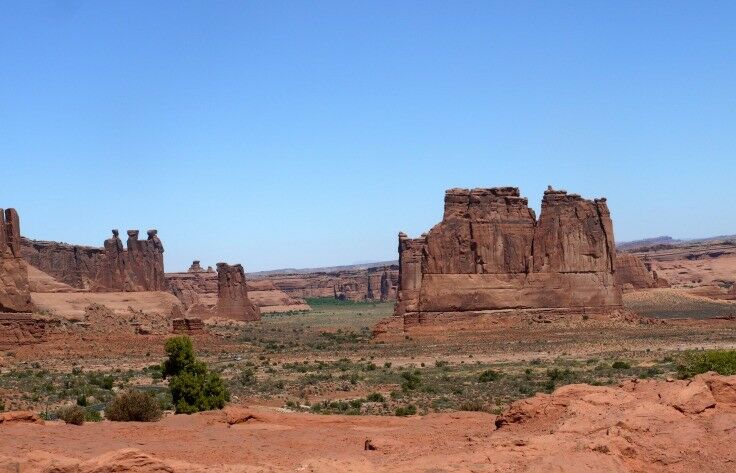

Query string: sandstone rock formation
615 253 670 290
94 229 166 292
0 313 46 349
188 260 204 272
1 209 45 348
20 238 102 290
620 237 736 300
167 261 309 314
1 209 34 313
254 266 399 302
172 317 205 334
386 187 623 333
214 263 260 321
21 228 166 293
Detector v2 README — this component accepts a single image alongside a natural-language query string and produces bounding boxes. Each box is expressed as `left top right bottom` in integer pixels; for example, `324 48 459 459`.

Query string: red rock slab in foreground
1 374 735 472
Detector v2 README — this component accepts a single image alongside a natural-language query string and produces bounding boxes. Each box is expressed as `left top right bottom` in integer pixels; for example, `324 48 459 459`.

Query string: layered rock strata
167 261 309 314
176 263 261 321
21 229 166 293
214 263 260 321
94 229 166 292
384 187 623 333
255 266 399 302
172 317 205 334
21 238 102 289
1 209 34 313
1 209 44 348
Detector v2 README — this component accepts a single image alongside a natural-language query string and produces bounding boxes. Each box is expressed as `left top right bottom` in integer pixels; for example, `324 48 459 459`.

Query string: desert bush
85 409 103 422
400 371 422 392
458 400 485 412
611 361 631 370
478 369 500 382
162 336 230 414
395 404 417 416
169 366 230 414
105 390 162 422
57 405 86 425
366 392 385 402
677 350 736 378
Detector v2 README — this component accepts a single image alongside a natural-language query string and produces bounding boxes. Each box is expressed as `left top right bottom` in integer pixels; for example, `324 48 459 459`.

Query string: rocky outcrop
21 229 166 293
172 317 205 334
21 238 102 289
214 263 260 321
188 260 206 273
386 187 623 333
255 266 399 302
1 209 34 313
615 253 670 290
94 229 166 292
167 261 309 314
0 313 46 349
175 263 260 321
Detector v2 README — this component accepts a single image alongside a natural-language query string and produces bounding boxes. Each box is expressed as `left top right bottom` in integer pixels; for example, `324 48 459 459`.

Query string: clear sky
1 1 734 272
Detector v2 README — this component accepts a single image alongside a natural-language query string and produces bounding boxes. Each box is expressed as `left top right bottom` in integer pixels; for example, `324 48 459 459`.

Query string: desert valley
3 3 735 471
1 186 735 472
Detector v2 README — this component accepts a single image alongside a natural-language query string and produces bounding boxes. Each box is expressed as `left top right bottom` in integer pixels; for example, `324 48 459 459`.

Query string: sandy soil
30 291 181 320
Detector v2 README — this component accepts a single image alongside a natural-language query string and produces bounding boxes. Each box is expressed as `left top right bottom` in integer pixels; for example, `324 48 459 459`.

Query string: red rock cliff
0 209 34 312
392 187 622 328
615 253 670 290
215 263 260 321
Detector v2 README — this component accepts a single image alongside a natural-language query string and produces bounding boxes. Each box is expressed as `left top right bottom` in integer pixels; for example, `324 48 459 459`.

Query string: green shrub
611 361 631 370
400 371 422 392
395 404 417 416
105 390 162 422
162 336 197 378
240 367 256 384
57 405 86 425
85 409 103 422
478 369 500 382
677 350 736 378
366 392 385 402
161 336 230 414
76 394 87 407
169 365 230 414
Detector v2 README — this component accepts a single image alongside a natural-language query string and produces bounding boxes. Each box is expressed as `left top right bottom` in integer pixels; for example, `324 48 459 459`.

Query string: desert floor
1 292 735 472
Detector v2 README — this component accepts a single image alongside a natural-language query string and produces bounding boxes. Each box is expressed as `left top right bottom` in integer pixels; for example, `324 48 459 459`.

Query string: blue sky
1 1 734 271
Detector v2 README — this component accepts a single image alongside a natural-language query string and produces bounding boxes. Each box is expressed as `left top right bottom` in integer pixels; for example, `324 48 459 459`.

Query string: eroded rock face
0 209 34 313
21 238 102 289
214 263 260 321
389 187 623 332
167 265 309 314
93 229 166 292
615 253 670 290
188 260 204 272
257 266 399 302
21 228 166 293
